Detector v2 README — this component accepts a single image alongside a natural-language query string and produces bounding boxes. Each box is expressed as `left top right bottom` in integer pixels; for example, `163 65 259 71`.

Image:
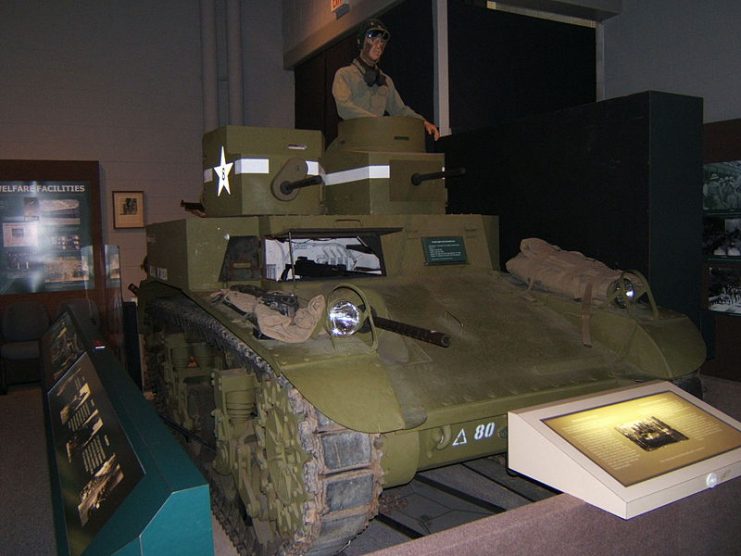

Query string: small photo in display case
703 215 741 258
703 161 741 212
706 264 741 315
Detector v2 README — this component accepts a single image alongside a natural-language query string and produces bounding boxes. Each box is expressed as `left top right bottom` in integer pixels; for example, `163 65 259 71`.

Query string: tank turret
201 125 324 216
199 117 461 219
321 117 450 214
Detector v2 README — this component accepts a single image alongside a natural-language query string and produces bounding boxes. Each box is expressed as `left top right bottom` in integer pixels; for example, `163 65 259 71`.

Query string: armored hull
136 117 705 554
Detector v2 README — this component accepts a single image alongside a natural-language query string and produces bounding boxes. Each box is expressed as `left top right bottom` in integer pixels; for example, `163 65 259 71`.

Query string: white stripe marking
235 158 270 175
323 165 390 186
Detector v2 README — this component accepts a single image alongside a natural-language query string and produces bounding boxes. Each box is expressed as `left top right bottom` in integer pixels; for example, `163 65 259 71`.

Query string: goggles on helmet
366 28 390 42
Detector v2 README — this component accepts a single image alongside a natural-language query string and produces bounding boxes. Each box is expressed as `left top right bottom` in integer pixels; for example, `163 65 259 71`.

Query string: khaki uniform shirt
332 62 422 120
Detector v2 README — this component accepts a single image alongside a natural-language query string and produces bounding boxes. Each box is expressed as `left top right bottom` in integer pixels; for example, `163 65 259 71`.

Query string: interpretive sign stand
508 381 741 519
41 309 214 555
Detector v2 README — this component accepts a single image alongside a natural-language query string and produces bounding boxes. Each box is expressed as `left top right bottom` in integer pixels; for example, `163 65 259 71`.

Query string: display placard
543 391 741 486
44 311 87 389
509 381 741 519
0 180 95 293
422 236 467 265
47 354 144 556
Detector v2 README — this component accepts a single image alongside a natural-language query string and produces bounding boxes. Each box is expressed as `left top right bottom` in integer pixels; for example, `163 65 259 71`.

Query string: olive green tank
135 116 706 555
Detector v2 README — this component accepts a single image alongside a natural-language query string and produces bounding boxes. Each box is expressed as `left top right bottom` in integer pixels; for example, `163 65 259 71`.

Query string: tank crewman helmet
356 18 390 49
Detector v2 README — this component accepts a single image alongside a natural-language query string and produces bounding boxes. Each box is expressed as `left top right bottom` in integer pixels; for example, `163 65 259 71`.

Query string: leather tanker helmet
356 19 390 87
356 18 390 48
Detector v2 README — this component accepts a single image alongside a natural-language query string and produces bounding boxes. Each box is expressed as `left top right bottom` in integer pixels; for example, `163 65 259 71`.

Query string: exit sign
331 0 349 13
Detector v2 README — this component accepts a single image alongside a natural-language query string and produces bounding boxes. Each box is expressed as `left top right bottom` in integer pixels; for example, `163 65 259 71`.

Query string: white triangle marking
452 428 467 446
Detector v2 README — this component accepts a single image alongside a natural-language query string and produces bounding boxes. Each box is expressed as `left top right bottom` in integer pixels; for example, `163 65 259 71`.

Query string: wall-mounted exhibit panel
0 180 95 293
41 309 214 556
0 160 123 346
508 381 741 519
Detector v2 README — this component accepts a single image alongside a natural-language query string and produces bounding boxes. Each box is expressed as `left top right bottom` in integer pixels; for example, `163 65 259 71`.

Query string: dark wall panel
447 1 596 133
439 91 703 325
377 0 435 126
294 49 330 134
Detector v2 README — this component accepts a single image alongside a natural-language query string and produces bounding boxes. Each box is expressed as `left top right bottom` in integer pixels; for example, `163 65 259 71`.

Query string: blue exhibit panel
42 310 214 556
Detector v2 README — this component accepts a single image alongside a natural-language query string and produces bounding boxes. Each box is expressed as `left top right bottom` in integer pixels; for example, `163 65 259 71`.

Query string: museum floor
1 374 740 556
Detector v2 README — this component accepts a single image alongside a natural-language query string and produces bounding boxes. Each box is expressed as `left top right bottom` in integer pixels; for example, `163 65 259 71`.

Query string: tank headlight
611 277 636 308
327 300 363 336
624 280 636 301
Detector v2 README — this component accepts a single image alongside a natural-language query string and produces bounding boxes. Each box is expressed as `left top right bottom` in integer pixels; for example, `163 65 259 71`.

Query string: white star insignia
213 147 234 196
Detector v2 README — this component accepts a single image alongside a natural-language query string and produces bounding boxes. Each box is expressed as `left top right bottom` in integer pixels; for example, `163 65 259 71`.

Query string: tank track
143 295 383 556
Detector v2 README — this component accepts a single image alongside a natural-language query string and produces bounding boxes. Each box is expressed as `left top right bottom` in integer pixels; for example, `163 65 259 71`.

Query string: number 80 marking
474 422 496 440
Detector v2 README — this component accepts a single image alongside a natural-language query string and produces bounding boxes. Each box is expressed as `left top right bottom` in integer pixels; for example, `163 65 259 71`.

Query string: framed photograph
112 191 144 229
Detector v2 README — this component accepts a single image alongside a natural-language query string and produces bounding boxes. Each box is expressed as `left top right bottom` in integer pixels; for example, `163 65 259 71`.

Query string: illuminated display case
508 381 741 519
703 161 741 316
702 119 741 381
0 161 127 363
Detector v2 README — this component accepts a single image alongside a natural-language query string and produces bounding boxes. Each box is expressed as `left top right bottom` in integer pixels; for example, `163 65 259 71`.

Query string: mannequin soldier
332 19 441 141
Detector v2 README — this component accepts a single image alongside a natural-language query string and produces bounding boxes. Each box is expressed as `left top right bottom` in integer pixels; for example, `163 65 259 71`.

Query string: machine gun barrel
180 200 205 211
280 175 323 195
373 315 451 348
410 167 466 186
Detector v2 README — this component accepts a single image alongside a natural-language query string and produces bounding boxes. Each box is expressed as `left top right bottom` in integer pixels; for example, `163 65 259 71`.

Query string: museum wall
0 1 204 301
0 1 293 302
602 0 741 123
241 1 295 128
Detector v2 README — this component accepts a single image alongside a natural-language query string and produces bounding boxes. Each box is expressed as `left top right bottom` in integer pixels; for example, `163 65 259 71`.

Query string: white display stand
508 381 741 519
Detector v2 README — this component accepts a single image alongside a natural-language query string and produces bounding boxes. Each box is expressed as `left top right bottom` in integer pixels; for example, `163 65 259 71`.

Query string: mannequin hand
424 120 441 141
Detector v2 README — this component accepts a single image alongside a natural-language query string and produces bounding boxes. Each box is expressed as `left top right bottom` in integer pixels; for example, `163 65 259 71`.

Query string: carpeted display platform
1 376 739 555
371 469 741 555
